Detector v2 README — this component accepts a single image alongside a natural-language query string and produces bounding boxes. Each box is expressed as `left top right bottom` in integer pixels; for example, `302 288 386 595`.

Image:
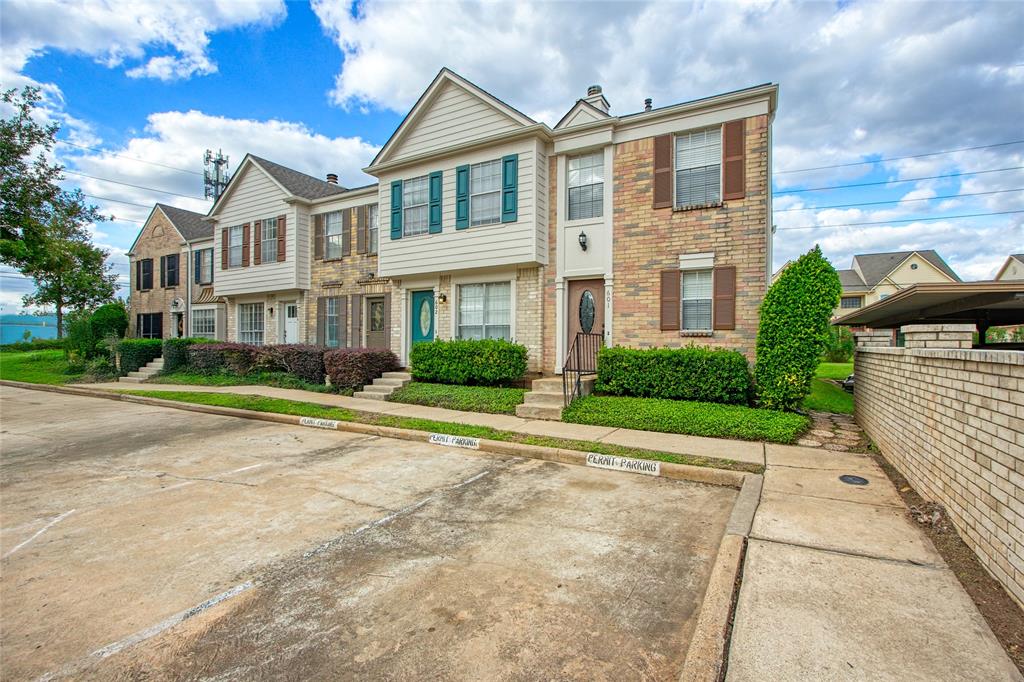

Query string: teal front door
411 290 435 345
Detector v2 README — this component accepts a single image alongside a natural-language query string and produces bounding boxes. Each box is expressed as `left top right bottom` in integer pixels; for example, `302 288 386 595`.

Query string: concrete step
352 390 388 401
118 376 145 383
515 404 564 421
127 370 155 378
382 371 412 380
373 377 410 387
361 384 394 394
523 391 565 407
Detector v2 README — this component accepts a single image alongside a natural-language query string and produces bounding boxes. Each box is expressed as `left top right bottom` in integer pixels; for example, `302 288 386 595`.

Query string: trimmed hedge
595 345 752 405
409 338 527 386
162 337 213 373
118 338 163 373
562 395 810 444
755 246 842 411
260 345 326 385
324 348 400 389
187 343 262 375
185 343 327 384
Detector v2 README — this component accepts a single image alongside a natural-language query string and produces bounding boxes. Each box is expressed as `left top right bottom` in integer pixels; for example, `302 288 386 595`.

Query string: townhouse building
134 68 778 377
832 250 961 319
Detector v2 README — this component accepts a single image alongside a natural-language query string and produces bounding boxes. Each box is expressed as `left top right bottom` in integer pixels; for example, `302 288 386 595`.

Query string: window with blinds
403 176 429 236
675 127 721 208
238 303 264 345
681 269 713 330
568 152 604 220
324 211 343 259
367 204 379 255
228 226 244 267
260 218 278 263
470 160 502 226
458 282 511 340
325 297 340 348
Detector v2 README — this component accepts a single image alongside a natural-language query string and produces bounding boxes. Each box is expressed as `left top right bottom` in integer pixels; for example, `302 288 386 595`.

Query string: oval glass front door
579 290 596 333
419 298 432 337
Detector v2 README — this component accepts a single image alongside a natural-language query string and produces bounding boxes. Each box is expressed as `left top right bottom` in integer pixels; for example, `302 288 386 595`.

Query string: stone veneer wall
855 324 1024 608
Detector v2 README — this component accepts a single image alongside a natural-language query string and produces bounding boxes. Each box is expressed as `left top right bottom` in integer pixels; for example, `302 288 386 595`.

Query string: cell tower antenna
203 149 231 200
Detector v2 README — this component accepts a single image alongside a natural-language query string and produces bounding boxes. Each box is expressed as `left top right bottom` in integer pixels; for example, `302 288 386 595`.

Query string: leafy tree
90 300 129 339
755 246 842 411
823 325 855 362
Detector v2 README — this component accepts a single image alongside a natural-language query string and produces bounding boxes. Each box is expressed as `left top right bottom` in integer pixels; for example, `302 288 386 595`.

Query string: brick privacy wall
855 345 1024 608
610 115 770 359
128 211 187 339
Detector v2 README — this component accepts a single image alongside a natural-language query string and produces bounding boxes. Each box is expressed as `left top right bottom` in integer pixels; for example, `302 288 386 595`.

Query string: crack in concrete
158 473 257 488
749 534 945 570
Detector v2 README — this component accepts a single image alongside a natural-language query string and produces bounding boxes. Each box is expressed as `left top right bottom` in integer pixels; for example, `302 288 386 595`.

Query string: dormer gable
555 99 612 130
367 68 536 170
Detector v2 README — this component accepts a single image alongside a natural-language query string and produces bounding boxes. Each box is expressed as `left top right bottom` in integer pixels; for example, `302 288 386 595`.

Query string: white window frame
260 218 278 264
567 152 604 221
469 159 502 227
840 296 862 309
199 247 214 284
325 297 340 348
457 281 512 341
228 226 244 268
367 203 379 255
403 176 429 237
681 269 713 332
238 302 264 345
191 308 216 339
674 126 722 209
324 211 343 260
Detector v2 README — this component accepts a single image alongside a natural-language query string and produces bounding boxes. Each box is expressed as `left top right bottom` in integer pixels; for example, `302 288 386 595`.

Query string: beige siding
377 137 547 278
389 81 523 162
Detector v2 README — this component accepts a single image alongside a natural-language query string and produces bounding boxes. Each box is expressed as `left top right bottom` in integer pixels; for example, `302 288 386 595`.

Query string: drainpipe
186 241 193 338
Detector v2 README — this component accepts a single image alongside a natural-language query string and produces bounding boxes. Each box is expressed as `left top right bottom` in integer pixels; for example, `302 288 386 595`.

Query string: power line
63 170 209 201
82 194 154 209
777 209 1024 231
774 187 1024 212
773 166 1024 195
58 140 204 176
776 140 1024 175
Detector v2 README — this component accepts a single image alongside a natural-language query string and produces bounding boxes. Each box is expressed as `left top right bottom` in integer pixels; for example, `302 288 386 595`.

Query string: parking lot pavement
0 386 737 680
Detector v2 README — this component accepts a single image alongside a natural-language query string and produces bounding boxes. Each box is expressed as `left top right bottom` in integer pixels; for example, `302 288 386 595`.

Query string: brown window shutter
241 223 250 267
660 269 681 330
383 292 392 347
356 205 367 254
350 293 362 347
221 229 228 269
653 134 673 209
253 220 262 265
316 297 326 345
722 120 745 201
277 215 286 262
314 214 324 260
338 296 348 347
342 208 352 257
713 266 736 330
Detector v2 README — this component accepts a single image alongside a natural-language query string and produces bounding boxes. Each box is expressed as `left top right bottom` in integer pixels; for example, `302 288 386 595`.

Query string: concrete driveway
0 386 736 680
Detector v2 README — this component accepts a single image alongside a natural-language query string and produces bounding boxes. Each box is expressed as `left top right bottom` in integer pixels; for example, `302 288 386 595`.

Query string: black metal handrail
562 331 602 407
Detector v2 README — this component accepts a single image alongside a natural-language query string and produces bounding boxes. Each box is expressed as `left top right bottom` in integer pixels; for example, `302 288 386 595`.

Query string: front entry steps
118 356 164 383
353 371 412 401
515 375 596 421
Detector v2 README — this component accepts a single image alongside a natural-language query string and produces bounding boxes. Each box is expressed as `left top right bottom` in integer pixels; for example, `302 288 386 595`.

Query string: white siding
211 164 303 296
389 81 523 162
377 138 548 278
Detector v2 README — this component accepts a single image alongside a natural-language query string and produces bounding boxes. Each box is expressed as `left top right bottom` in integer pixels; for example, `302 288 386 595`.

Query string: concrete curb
0 380 748 489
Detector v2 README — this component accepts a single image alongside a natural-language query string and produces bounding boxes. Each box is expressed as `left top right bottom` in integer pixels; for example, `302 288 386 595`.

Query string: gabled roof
837 269 870 292
843 250 960 290
368 68 537 170
156 203 210 242
250 155 349 200
554 98 611 130
994 253 1024 280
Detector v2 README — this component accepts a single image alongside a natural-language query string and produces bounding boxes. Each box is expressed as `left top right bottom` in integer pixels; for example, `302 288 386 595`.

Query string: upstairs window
403 176 429 237
228 226 244 267
260 218 278 264
137 258 153 290
324 211 343 259
367 204 379 255
199 248 214 284
681 269 713 331
161 253 179 287
675 127 721 208
840 296 862 309
568 152 604 220
470 159 502 226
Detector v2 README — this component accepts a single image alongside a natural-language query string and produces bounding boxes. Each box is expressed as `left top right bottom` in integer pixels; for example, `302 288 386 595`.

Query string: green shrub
64 309 96 358
117 338 163 374
389 382 527 415
562 395 810 444
90 302 128 341
755 246 842 411
823 325 854 363
595 345 752 405
324 348 400 389
0 337 66 352
410 338 527 386
162 337 213 373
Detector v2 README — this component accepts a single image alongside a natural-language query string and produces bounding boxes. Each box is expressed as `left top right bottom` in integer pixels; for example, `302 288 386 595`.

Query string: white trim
680 252 716 270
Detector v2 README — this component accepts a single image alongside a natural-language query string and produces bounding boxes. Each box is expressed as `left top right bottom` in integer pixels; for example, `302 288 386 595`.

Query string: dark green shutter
390 180 403 239
428 171 443 233
455 165 469 229
159 256 166 288
501 154 518 223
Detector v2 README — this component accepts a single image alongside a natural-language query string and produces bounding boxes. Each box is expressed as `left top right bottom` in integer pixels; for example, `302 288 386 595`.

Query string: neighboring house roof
156 203 211 242
837 269 871 292
834 281 1024 328
249 155 350 199
838 250 961 293
994 254 1024 280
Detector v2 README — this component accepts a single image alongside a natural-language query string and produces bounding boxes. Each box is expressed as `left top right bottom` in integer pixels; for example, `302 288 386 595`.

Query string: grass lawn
562 395 809 444
119 389 763 474
815 362 854 380
0 350 83 385
803 361 855 414
154 370 341 394
388 381 526 415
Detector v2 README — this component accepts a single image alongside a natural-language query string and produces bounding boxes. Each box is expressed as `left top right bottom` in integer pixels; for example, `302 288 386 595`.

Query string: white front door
284 303 298 343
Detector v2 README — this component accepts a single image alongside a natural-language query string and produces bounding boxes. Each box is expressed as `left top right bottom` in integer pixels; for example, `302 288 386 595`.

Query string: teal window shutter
390 179 403 239
455 165 469 229
501 154 518 223
428 171 443 233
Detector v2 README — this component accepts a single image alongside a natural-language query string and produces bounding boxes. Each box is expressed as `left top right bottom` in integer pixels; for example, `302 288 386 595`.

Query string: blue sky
1 0 1021 310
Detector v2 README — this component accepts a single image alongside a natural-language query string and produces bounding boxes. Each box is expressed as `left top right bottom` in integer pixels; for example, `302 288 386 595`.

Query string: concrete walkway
90 382 767 466
727 443 1022 681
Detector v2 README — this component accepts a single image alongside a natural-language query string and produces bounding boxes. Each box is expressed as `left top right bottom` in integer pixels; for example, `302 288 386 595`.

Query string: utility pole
203 149 231 201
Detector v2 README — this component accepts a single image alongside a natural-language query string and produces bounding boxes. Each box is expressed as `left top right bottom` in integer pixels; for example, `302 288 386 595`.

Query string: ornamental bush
595 345 753 405
409 338 528 386
117 338 163 373
755 245 842 411
186 342 263 375
259 344 326 384
162 337 214 373
324 348 400 389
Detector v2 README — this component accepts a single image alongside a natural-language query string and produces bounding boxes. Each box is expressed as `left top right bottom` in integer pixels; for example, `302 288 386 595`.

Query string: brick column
853 329 892 347
901 323 975 349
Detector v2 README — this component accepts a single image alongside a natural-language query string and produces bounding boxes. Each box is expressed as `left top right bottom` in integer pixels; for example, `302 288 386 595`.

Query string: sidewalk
727 443 1021 681
90 382 767 466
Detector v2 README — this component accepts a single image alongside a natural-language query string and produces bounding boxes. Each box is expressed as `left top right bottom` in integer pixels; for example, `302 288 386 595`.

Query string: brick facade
855 324 1024 609
128 209 188 339
306 236 382 348
610 114 770 359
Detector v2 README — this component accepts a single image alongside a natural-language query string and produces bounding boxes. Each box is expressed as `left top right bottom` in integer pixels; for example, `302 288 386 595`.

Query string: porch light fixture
437 293 447 304
578 231 588 251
